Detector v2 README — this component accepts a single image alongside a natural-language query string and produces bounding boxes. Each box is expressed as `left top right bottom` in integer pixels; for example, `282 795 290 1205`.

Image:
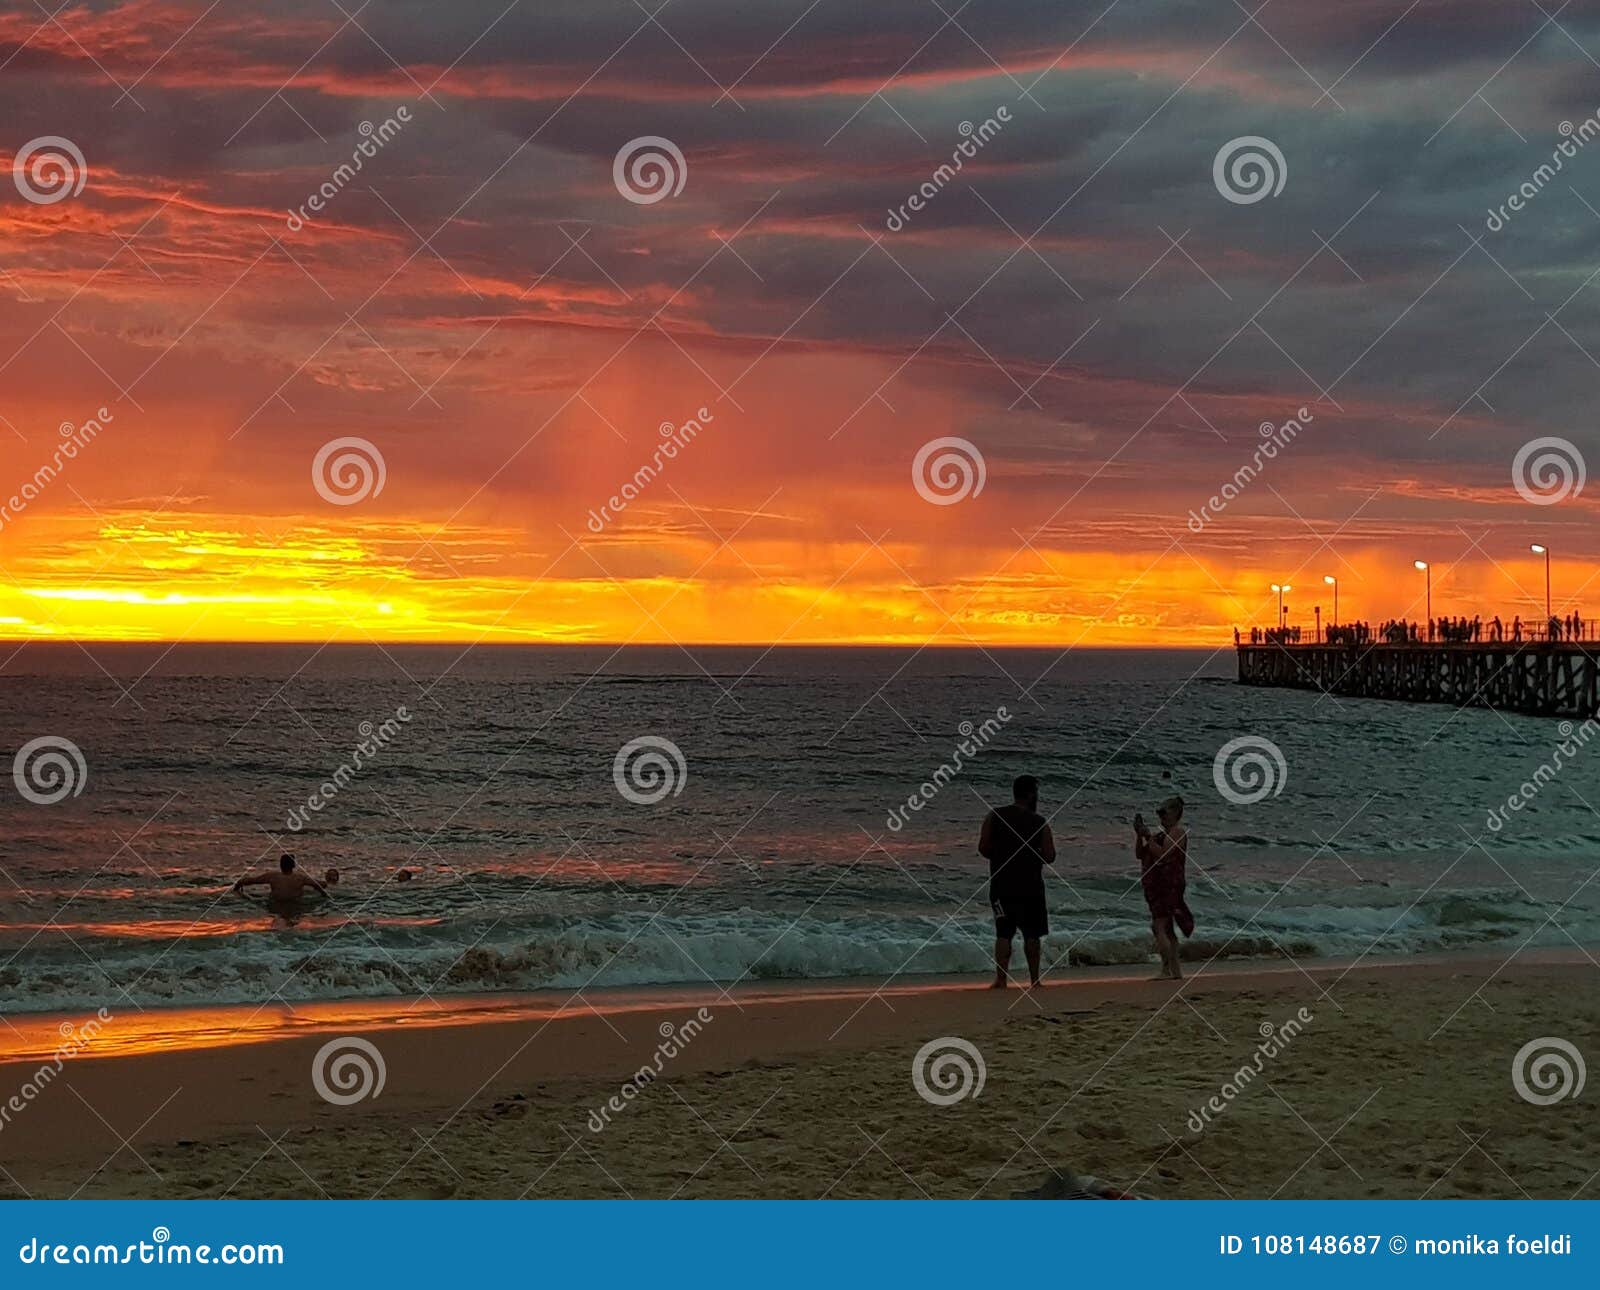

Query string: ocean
1 643 1594 1016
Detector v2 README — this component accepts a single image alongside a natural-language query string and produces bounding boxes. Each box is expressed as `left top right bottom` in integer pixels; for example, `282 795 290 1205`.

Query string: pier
1235 633 1600 718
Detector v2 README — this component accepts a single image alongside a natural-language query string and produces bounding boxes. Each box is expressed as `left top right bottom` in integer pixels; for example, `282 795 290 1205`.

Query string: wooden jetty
1235 638 1600 718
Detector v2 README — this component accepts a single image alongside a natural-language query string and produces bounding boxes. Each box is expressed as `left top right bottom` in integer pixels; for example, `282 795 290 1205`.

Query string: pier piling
1235 638 1600 718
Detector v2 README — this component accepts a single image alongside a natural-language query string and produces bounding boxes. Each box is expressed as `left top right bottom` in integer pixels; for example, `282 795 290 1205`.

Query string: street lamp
1323 574 1337 630
1531 544 1551 622
1414 560 1431 638
1271 583 1291 631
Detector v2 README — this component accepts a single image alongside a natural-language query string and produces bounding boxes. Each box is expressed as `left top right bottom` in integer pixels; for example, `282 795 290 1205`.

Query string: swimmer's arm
307 877 330 898
1039 824 1057 866
231 873 270 893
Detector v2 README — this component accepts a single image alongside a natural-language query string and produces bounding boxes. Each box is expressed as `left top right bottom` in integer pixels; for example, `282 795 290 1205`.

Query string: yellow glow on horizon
0 510 1580 647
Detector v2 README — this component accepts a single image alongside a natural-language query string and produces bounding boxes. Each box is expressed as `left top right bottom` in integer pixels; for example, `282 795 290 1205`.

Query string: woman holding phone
1134 796 1193 980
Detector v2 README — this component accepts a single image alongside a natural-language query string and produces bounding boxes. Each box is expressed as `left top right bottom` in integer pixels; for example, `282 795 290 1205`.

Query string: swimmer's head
280 853 296 873
324 868 339 885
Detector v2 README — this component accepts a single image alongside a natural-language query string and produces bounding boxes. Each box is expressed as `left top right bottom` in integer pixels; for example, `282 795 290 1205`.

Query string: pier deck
1235 640 1600 718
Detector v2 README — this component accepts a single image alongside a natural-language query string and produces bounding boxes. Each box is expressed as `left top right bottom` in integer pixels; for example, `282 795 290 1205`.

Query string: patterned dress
1139 828 1195 937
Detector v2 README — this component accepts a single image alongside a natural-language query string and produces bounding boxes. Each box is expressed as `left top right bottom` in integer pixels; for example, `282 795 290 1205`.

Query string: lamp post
1323 574 1337 631
1531 544 1551 623
1271 583 1291 633
1414 560 1431 639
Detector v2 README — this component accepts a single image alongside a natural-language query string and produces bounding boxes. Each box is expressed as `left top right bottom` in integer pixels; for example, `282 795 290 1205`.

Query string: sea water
1 643 1593 1014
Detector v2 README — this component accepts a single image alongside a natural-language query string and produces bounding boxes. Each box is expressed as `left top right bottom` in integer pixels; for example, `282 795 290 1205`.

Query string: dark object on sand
1013 1168 1146 1200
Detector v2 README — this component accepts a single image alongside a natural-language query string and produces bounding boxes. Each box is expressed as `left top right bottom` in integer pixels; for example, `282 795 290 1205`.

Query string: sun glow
0 508 1578 646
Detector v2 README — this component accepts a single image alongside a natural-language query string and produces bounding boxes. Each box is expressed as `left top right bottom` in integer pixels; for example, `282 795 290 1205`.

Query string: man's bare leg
991 936 1011 988
1023 937 1043 987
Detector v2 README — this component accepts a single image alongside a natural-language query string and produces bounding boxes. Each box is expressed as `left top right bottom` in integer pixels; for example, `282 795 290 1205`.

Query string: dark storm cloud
11 0 1600 525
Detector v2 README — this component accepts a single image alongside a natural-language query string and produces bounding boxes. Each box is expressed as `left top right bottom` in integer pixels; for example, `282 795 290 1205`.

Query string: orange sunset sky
1 0 1597 646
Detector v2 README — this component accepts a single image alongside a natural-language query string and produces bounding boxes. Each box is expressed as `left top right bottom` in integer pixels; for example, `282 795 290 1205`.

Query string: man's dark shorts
992 884 1048 940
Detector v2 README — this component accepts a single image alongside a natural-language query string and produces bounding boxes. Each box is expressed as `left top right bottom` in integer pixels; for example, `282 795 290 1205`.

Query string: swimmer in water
324 867 340 887
232 853 330 904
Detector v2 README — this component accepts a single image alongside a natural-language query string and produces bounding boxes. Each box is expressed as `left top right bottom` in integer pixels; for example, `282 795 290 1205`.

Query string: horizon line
0 636 1232 650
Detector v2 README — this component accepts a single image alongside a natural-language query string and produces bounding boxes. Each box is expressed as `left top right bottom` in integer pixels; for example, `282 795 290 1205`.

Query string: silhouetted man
233 853 329 904
978 775 1056 989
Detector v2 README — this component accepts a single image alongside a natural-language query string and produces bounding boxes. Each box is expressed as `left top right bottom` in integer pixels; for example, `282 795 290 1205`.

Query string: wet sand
1 951 1594 1198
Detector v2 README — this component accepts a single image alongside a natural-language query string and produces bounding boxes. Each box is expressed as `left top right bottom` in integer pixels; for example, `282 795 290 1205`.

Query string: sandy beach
2 950 1594 1200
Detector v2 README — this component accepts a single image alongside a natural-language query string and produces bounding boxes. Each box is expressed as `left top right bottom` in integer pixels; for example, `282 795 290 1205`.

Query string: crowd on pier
1240 611 1588 647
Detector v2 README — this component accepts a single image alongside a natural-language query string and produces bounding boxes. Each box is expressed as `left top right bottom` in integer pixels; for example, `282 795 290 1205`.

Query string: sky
1 0 1599 646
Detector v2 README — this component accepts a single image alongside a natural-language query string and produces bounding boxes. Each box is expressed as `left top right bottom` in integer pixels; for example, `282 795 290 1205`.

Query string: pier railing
1238 620 1596 647
1233 625 1600 717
